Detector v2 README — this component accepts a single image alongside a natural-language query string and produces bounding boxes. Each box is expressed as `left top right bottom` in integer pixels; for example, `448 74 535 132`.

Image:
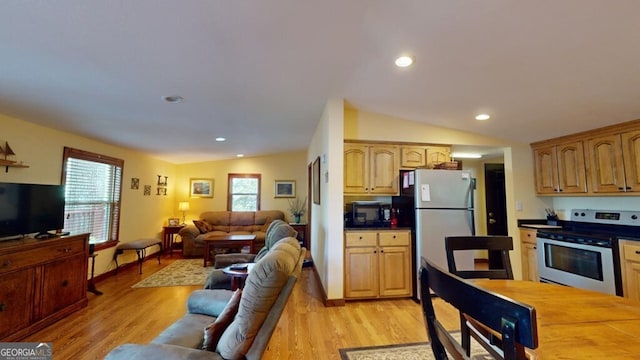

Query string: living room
4 1 640 358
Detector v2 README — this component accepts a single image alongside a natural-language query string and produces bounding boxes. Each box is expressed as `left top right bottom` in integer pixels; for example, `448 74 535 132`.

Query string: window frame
227 173 261 211
61 147 123 251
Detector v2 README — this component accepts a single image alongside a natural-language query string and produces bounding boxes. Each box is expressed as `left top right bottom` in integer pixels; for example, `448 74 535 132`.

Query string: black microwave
348 202 392 227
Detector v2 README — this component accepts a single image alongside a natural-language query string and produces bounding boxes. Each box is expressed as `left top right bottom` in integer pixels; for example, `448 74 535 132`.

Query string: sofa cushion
203 289 242 351
193 220 213 234
151 313 213 349
216 237 301 359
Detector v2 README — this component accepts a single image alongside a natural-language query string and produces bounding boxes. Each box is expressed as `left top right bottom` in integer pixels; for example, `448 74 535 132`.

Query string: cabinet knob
62 280 69 287
619 187 625 191
0 303 5 312
635 250 640 255
534 246 537 250
1 259 10 268
393 235 396 239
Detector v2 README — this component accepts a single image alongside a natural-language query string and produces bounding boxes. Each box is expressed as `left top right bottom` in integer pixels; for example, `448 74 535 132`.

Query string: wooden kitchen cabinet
619 240 640 301
586 129 640 193
344 142 399 195
344 230 412 299
0 233 89 341
532 141 587 195
426 146 451 169
519 228 539 282
400 146 427 168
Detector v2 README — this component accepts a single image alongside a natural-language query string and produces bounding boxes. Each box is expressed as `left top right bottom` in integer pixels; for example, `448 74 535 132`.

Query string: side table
289 223 308 249
163 225 185 255
222 263 255 290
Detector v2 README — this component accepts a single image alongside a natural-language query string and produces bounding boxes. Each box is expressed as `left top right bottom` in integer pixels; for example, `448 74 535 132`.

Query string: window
62 147 123 249
228 174 261 211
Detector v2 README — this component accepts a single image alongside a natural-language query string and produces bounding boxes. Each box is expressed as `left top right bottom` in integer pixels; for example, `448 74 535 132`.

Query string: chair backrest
445 236 514 280
420 257 538 360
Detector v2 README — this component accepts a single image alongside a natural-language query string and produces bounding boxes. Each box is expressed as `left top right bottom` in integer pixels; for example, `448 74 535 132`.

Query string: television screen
0 182 65 238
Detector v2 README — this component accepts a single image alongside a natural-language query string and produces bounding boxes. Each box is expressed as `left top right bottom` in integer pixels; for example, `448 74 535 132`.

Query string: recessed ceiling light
215 137 226 142
451 153 482 159
475 114 490 121
236 154 244 158
395 55 414 68
162 95 184 103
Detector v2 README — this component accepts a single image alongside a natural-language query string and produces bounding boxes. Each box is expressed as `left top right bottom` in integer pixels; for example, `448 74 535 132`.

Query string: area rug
132 259 214 288
339 332 492 360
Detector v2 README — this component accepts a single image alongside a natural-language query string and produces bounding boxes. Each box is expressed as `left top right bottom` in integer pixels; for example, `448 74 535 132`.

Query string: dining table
472 279 640 359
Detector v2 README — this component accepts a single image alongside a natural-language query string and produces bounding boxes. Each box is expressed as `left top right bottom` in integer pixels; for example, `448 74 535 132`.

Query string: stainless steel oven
535 209 640 297
537 235 616 295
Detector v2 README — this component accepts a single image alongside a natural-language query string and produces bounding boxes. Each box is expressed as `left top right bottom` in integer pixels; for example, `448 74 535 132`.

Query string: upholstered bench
114 238 162 274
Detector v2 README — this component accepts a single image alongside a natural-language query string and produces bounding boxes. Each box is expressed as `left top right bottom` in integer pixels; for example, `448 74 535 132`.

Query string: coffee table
202 234 256 267
222 263 255 290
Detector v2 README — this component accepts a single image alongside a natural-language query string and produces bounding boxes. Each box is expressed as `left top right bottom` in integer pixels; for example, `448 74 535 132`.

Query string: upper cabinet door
621 129 640 192
534 146 559 194
400 146 427 168
344 143 369 194
369 145 399 194
556 142 587 193
587 134 627 193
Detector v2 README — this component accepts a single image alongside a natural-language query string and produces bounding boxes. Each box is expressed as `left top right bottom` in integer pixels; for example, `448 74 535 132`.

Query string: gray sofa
179 210 285 257
105 233 305 360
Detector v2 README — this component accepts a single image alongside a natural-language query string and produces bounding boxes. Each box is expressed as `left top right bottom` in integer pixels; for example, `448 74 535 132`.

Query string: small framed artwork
157 175 168 186
130 177 140 190
313 156 321 204
168 218 180 226
274 180 296 198
190 178 214 198
144 185 151 196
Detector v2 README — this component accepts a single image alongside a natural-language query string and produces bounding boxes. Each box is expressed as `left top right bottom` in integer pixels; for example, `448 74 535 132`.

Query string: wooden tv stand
0 233 89 341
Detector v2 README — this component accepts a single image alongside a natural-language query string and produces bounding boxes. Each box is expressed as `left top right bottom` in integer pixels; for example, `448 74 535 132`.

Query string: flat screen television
0 182 65 238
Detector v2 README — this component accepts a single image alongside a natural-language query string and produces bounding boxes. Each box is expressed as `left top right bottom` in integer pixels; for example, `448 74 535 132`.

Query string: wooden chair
445 235 514 280
419 257 537 360
445 235 515 355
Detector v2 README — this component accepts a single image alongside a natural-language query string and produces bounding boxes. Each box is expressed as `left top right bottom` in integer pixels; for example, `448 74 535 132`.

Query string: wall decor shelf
0 159 29 172
0 142 29 172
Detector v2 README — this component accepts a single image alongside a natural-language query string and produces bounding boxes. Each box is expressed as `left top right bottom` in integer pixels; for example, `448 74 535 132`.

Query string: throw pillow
202 288 242 351
193 220 213 234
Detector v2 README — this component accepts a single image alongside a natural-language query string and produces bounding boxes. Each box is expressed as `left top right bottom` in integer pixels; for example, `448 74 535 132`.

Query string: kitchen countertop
344 227 412 231
520 224 563 229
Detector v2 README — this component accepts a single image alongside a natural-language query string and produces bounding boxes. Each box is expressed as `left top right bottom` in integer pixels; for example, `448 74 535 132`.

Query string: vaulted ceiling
3 1 640 163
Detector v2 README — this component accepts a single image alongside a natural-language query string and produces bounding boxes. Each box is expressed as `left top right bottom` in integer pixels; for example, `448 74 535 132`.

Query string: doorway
484 163 508 236
484 163 508 270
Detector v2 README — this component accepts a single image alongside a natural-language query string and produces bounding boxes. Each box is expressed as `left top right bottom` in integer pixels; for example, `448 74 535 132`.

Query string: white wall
308 98 345 300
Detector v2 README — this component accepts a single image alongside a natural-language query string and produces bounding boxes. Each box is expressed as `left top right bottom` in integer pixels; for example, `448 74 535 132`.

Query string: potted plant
288 197 307 224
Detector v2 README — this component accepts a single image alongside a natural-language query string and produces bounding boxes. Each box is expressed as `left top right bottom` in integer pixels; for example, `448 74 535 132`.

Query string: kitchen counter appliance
536 209 640 296
414 169 476 299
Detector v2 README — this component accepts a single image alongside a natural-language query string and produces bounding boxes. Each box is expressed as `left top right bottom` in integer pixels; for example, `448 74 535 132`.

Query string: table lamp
178 201 190 225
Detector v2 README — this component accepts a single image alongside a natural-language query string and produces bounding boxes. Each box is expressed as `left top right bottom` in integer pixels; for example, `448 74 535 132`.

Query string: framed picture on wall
190 178 214 198
313 156 320 205
274 180 296 198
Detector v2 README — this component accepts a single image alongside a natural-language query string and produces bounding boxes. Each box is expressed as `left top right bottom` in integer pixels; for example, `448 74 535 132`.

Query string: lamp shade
178 202 190 211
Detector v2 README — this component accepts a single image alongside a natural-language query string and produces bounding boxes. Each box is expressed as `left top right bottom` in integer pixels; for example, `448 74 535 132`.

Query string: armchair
204 220 298 290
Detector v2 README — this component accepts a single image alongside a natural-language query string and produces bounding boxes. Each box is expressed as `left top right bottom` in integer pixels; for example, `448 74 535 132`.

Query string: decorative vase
294 215 301 224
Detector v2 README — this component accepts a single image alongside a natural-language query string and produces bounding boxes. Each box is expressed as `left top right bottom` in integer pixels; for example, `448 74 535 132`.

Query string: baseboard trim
309 258 345 307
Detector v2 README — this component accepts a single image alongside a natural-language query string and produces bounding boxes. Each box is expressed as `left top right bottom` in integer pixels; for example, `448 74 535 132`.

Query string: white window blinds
62 148 123 245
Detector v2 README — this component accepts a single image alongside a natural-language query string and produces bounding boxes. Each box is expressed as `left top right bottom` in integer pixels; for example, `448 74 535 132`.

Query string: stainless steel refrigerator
414 169 475 297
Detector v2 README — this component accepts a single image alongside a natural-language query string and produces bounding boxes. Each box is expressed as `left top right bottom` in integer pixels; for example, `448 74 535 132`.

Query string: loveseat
105 234 305 360
179 210 285 257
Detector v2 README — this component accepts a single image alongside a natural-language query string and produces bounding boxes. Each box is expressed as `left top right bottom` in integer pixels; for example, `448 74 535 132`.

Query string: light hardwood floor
22 255 460 359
